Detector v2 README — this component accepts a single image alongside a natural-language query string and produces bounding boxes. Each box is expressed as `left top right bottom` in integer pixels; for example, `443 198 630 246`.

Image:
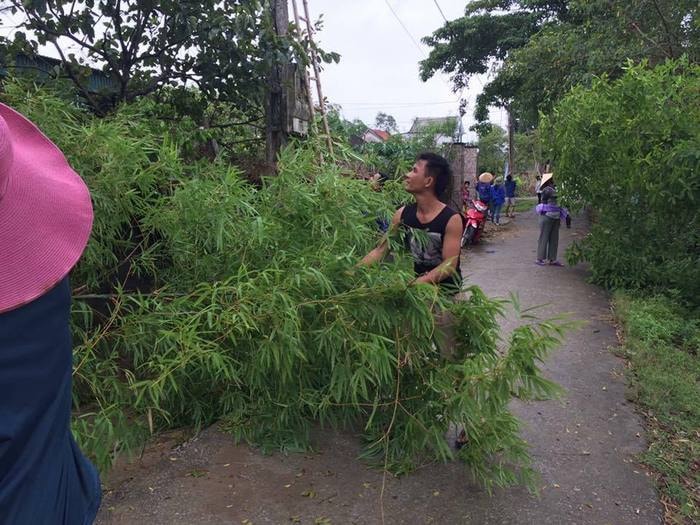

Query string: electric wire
382 0 426 57
432 0 448 23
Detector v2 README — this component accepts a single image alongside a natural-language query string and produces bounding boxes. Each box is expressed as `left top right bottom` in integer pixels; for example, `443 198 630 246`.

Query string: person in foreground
360 152 463 293
360 153 466 447
535 172 571 266
0 103 101 524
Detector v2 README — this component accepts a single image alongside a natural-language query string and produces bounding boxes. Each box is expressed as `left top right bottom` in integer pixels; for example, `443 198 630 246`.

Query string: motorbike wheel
462 225 476 246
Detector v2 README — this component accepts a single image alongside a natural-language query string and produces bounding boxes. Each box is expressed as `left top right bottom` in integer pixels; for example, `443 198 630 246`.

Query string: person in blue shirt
475 172 493 204
475 172 493 220
504 174 517 218
490 177 506 225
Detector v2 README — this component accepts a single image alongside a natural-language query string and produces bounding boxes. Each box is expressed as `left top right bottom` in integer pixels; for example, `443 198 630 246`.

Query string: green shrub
542 58 700 303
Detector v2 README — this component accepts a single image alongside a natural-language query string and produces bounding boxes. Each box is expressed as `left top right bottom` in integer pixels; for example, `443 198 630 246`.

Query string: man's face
404 160 433 195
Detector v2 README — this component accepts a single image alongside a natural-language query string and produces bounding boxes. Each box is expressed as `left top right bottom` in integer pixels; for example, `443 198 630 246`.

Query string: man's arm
359 207 404 266
414 213 463 285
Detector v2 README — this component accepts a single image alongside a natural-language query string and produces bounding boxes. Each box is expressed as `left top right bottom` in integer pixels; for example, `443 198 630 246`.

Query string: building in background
406 116 464 145
362 128 391 143
0 53 117 93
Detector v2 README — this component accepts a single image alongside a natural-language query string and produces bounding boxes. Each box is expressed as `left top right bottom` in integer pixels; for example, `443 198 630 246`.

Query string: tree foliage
420 0 700 126
2 83 569 490
1 0 340 118
476 124 506 176
374 111 398 133
325 104 368 141
542 59 700 301
360 120 458 179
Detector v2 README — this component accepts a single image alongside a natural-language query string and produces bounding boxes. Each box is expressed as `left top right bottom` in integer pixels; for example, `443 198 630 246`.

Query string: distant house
406 116 464 145
362 128 391 143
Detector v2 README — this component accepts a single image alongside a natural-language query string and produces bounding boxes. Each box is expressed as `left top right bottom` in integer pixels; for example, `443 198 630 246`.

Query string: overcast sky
309 0 504 136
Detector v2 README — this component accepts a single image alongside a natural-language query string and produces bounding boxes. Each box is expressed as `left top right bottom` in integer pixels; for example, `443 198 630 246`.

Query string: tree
374 112 398 133
542 59 700 299
2 1 295 116
420 0 699 127
325 104 368 141
419 1 563 125
476 124 506 175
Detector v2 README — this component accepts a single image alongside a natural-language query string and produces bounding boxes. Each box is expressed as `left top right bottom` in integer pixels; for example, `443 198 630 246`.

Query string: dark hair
417 152 451 197
506 174 512 181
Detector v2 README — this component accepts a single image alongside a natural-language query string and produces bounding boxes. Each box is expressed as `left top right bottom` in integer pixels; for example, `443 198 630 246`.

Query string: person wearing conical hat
475 172 493 209
535 174 543 203
535 172 570 266
0 103 101 523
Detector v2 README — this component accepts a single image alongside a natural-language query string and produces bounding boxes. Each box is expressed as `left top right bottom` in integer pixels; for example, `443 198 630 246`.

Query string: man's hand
358 207 404 267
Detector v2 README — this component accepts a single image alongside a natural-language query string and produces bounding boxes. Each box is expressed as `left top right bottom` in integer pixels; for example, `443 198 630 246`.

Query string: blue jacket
476 182 491 202
505 179 516 198
491 184 506 206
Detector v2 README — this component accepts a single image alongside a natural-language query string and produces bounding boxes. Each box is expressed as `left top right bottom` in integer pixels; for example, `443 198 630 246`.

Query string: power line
334 101 456 107
432 0 448 23
382 0 426 57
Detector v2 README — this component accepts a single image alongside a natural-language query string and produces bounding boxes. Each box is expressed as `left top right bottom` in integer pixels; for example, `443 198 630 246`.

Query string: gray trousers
537 215 560 261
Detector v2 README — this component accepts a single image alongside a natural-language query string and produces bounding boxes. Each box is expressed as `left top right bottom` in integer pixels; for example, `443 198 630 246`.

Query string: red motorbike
461 199 488 247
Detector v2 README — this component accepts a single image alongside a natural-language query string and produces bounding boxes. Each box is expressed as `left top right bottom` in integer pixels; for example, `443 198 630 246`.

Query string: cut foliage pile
3 82 567 490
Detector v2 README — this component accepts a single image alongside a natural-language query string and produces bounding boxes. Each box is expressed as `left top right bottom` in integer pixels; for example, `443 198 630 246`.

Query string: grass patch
513 197 538 213
613 293 699 524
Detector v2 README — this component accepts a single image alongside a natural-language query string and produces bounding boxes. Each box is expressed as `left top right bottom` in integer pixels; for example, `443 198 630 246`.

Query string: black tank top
400 203 462 291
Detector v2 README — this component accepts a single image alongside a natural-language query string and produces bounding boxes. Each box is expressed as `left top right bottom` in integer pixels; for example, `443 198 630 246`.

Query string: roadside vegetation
421 3 698 520
542 60 699 524
614 294 699 523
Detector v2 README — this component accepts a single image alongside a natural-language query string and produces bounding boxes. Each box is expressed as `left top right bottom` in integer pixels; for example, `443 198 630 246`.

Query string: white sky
309 0 505 135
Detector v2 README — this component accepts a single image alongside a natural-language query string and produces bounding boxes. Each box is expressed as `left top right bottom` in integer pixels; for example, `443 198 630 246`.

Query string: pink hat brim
0 103 93 313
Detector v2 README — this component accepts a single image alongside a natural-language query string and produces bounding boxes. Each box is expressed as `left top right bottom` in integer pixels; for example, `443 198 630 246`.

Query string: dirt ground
96 211 662 525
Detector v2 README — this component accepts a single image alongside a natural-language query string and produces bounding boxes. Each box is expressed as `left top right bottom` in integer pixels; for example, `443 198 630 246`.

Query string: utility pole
266 0 290 170
507 104 515 177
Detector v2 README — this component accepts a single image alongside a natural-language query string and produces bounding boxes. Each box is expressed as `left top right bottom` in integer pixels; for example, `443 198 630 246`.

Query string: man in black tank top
361 152 463 292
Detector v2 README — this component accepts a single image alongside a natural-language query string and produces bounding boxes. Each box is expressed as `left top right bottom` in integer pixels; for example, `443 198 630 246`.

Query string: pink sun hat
0 102 93 313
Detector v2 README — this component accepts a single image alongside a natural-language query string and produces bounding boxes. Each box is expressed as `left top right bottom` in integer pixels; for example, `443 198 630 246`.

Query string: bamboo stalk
290 0 316 128
301 0 334 157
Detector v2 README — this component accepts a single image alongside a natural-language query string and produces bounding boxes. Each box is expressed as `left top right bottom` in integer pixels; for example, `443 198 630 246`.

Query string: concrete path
96 212 662 525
